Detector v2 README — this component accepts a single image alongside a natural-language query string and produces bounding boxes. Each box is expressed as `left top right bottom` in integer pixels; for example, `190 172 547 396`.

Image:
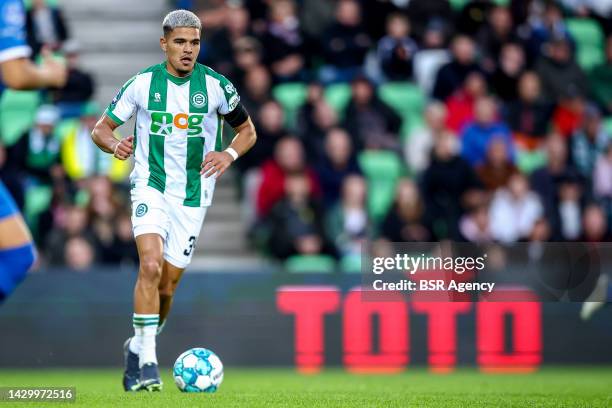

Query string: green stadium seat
272 82 307 130
0 90 40 145
449 0 469 11
566 18 605 70
516 148 547 174
24 0 59 8
340 253 362 274
577 47 605 71
24 185 52 237
285 254 336 273
604 117 612 134
358 150 404 222
378 82 426 136
324 83 351 118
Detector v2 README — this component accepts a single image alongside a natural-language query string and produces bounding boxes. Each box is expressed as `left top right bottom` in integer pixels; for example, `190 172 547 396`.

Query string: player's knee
139 256 163 284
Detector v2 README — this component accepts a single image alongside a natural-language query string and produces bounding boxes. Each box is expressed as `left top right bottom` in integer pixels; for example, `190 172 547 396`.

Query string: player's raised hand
113 135 134 160
201 151 234 178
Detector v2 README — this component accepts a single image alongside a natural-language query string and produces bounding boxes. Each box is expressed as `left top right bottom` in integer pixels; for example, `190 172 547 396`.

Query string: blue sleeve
0 180 18 220
0 0 31 63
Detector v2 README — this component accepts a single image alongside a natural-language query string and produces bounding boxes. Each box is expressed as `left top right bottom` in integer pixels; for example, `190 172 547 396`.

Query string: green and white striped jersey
105 62 240 207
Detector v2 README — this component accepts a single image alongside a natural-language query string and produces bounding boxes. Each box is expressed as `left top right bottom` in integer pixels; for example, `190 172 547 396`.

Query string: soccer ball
173 348 223 392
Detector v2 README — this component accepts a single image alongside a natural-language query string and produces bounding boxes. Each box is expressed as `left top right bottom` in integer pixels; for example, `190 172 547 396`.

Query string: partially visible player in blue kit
0 0 65 303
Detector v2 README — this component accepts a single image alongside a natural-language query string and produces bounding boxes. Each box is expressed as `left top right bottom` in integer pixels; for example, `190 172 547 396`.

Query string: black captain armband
224 103 249 128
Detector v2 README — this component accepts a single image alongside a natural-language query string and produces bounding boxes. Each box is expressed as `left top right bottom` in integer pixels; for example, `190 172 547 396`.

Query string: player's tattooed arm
91 115 134 160
200 115 257 178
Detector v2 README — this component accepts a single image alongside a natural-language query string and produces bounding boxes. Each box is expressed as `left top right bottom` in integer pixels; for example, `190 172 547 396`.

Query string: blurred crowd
0 0 136 270
2 0 612 271
194 0 612 263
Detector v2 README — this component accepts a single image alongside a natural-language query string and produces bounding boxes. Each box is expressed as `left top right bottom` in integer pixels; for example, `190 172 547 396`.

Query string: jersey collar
163 64 192 85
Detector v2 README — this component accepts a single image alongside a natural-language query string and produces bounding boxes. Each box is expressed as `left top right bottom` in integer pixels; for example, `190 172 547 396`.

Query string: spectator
432 35 481 101
535 38 588 104
455 1 492 36
459 203 493 244
325 175 369 256
523 2 572 61
342 75 402 151
25 0 69 55
490 42 525 102
504 71 553 149
589 36 612 115
104 211 138 267
461 96 515 167
256 137 320 218
530 133 583 240
296 82 339 162
381 178 430 242
376 13 418 81
64 236 95 271
551 89 586 138
445 71 488 134
558 174 584 241
266 173 334 260
44 204 96 266
238 100 286 173
52 40 95 118
319 0 372 83
570 104 611 181
405 1 452 44
3 105 61 207
315 128 361 208
477 6 519 71
422 132 482 240
593 141 612 201
489 173 543 243
360 0 406 41
476 137 520 192
205 5 251 76
86 175 121 261
300 0 336 43
59 103 130 182
231 37 263 89
405 101 457 175
261 0 305 82
412 20 451 95
581 204 610 241
239 64 272 115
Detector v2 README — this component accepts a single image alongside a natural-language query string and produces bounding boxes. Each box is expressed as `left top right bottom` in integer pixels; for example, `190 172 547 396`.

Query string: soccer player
0 0 66 304
91 10 257 391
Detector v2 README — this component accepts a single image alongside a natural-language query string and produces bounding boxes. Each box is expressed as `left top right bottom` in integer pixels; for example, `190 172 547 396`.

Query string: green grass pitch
0 367 610 407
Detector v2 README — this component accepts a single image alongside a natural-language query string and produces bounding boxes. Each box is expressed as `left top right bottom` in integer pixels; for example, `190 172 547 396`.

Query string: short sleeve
105 76 137 125
216 74 241 115
0 0 31 63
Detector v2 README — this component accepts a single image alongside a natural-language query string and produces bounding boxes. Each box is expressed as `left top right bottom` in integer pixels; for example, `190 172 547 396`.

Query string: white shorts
130 186 208 268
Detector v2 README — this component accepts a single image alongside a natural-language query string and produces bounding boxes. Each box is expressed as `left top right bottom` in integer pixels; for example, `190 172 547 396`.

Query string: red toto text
277 286 542 374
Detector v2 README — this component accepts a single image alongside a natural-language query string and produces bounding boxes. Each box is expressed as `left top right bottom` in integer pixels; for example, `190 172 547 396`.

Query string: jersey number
183 236 196 256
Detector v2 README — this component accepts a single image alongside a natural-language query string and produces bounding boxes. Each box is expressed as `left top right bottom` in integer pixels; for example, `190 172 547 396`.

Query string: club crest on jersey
154 93 161 103
191 92 207 108
135 203 148 217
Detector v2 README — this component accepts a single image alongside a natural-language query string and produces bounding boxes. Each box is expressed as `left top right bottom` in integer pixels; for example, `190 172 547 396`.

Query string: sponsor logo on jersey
150 111 205 136
191 92 207 108
154 93 161 102
228 94 240 112
135 203 148 217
